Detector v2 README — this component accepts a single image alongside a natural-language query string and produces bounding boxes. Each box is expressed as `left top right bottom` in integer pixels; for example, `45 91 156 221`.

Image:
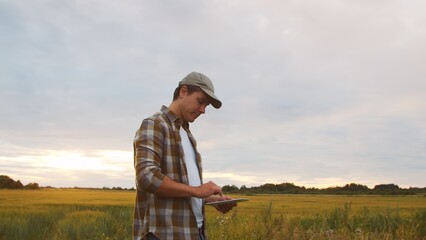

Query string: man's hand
193 181 223 198
205 195 237 213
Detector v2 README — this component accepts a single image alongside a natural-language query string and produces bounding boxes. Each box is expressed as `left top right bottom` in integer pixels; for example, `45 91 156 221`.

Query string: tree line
222 182 426 195
0 175 40 189
2 175 425 195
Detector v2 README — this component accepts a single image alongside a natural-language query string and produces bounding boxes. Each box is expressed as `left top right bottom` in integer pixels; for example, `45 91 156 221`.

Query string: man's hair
173 85 201 101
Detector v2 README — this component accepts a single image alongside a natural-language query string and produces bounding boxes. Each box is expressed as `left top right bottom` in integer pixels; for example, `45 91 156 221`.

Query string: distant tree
0 175 24 189
342 183 370 193
323 186 343 194
0 175 14 188
14 180 24 189
24 183 40 190
239 185 248 193
259 183 279 193
373 184 400 191
373 184 401 194
276 183 302 193
222 185 239 193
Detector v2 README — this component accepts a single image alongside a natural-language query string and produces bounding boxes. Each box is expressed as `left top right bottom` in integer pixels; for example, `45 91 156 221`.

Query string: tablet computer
205 198 249 206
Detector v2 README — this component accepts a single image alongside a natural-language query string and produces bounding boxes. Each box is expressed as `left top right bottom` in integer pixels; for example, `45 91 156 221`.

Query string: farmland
0 189 425 239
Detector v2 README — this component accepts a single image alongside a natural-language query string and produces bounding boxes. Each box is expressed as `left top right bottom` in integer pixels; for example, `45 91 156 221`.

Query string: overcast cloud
1 0 425 188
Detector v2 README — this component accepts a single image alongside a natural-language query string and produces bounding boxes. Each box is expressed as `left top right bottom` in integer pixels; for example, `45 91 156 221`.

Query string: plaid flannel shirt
133 105 205 240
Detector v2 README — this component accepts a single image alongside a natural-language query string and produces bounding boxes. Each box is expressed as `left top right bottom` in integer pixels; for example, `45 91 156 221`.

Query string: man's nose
199 105 206 114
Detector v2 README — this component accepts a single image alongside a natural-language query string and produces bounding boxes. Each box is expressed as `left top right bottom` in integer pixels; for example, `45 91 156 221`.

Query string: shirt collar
161 105 188 129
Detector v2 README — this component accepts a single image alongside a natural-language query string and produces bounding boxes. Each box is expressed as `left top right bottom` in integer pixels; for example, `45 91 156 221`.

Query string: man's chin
190 115 200 122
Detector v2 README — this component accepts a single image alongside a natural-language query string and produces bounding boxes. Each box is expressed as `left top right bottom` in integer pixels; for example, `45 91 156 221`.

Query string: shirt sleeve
134 118 166 193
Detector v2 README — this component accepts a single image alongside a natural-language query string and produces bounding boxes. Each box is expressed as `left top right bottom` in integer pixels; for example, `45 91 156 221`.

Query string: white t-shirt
179 127 203 228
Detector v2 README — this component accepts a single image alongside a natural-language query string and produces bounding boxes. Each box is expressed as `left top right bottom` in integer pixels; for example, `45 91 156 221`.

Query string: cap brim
200 87 222 109
210 98 222 109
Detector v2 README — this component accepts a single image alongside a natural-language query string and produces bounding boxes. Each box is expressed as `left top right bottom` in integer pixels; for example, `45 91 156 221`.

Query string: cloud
0 149 133 188
0 0 425 188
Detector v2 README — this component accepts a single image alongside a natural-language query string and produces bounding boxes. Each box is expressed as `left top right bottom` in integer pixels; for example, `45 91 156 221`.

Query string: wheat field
0 189 425 239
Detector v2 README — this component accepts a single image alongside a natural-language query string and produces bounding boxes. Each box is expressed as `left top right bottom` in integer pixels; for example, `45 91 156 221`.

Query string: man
133 72 236 240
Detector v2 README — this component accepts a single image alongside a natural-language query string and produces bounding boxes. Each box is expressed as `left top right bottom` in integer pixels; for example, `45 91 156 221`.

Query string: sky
1 0 425 189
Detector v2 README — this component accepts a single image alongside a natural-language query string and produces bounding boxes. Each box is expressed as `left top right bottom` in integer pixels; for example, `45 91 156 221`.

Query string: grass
205 194 426 240
0 189 133 240
0 189 425 239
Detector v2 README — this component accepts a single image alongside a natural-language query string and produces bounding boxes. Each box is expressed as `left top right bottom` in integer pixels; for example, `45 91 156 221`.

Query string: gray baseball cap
179 72 222 109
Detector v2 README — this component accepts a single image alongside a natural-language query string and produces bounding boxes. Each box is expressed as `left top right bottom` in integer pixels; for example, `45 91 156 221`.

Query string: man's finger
216 189 223 197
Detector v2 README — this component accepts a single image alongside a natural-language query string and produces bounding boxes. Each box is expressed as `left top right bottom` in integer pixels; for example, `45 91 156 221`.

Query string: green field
0 189 425 239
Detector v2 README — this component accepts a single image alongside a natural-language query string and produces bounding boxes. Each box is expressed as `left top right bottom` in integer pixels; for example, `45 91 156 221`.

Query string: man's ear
179 85 188 97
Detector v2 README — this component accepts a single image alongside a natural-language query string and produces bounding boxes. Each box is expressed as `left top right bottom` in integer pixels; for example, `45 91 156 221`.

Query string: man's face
180 87 210 123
